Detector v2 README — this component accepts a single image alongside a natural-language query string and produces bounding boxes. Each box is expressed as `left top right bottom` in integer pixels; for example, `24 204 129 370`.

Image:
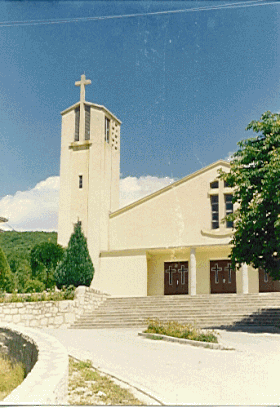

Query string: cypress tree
54 222 94 288
0 247 15 293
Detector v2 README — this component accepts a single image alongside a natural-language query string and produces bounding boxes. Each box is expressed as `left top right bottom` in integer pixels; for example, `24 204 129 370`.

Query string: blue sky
0 0 280 230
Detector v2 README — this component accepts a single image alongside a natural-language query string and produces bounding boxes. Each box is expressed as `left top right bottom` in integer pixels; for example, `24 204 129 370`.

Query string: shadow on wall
0 327 38 374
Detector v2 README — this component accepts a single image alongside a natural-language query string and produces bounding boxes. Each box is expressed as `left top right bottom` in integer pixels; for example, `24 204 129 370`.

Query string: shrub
145 319 218 343
0 287 75 303
63 284 76 299
24 279 45 293
54 222 94 288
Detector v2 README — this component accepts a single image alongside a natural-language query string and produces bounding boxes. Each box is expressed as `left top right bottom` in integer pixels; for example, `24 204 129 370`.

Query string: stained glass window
211 195 219 229
225 194 233 228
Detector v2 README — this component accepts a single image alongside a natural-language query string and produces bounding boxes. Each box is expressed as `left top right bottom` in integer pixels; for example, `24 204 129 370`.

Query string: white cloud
0 176 60 232
0 175 175 232
120 175 175 208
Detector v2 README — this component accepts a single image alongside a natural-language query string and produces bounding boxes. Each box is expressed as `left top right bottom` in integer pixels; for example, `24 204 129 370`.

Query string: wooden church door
210 260 236 294
259 268 280 292
164 261 188 295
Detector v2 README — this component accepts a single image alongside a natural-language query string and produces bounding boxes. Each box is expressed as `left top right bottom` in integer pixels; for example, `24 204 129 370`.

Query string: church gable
109 160 232 251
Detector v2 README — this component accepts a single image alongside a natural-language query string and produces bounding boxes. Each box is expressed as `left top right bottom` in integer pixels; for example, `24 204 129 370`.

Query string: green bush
24 279 45 293
63 285 76 299
54 222 94 288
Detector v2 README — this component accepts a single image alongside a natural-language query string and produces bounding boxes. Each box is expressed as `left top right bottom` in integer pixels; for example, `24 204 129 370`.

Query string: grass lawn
0 354 25 401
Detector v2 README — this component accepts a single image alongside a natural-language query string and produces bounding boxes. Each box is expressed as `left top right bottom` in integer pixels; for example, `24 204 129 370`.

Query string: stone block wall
1 324 68 404
0 286 109 329
0 326 38 374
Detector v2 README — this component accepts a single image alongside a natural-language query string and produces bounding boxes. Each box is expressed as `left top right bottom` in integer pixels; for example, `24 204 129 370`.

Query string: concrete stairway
70 293 280 329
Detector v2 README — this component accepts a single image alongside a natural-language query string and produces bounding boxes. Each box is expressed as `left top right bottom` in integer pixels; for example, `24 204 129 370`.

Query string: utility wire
0 0 277 28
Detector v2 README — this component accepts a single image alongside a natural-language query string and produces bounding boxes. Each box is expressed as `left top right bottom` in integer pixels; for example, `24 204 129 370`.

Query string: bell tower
57 75 121 273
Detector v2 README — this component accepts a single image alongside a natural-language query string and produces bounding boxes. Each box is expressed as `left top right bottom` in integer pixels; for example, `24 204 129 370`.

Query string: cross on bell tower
75 74 91 102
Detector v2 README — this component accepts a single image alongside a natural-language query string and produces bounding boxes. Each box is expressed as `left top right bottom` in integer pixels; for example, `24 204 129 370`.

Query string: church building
57 75 280 297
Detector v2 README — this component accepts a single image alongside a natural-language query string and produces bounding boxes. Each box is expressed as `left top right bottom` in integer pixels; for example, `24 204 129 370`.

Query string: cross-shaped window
211 263 222 284
224 263 233 283
178 265 188 285
165 266 176 285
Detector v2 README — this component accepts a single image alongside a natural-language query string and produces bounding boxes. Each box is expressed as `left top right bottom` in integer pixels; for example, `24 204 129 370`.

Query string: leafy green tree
220 111 280 279
54 222 94 288
0 247 15 293
30 242 64 289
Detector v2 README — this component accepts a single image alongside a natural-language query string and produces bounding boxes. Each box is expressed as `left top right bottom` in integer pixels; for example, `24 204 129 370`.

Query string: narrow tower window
105 117 110 143
225 194 233 228
211 195 219 229
85 105 90 140
79 175 83 189
75 107 80 141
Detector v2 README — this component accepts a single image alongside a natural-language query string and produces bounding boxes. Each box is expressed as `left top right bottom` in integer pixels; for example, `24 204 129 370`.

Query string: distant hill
0 231 57 262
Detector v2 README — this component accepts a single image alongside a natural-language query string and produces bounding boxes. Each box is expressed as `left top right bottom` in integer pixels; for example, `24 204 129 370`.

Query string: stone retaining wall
0 286 109 329
0 323 68 404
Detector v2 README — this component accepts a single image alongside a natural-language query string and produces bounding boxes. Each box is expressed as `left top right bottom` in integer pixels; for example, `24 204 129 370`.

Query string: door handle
177 280 179 285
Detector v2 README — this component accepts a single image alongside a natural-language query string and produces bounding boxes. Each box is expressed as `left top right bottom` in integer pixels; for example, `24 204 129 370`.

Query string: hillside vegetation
0 231 58 293
0 231 57 260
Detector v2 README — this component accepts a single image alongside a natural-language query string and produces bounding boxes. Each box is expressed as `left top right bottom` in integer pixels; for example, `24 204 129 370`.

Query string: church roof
61 101 122 124
110 159 230 218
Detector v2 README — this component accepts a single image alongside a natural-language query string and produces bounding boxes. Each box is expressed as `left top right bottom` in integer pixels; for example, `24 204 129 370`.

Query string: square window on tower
105 117 110 143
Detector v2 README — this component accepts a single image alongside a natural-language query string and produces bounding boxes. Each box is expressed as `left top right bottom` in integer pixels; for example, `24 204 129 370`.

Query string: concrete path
41 327 280 405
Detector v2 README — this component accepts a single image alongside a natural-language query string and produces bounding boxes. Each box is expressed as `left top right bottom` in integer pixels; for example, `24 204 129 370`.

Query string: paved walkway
41 327 280 405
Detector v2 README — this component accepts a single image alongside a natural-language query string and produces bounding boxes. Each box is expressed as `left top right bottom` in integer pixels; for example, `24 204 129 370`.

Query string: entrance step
70 293 280 329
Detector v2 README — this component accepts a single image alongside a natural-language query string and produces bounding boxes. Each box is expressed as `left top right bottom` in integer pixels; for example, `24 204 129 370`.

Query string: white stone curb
0 323 68 405
138 331 233 350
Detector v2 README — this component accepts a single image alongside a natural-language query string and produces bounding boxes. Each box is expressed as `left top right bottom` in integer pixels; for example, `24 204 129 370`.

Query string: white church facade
57 75 280 297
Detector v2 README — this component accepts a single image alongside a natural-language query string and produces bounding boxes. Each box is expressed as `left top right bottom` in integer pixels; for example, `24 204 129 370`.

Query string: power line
0 0 277 28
